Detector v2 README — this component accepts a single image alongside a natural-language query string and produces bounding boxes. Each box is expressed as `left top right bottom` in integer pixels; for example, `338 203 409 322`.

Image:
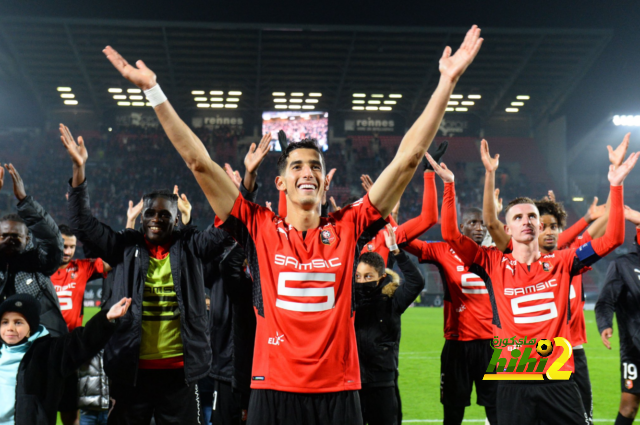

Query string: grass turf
61 307 621 424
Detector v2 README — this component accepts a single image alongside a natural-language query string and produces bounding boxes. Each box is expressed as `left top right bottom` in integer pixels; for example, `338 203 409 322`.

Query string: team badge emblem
627 379 634 390
71 273 77 279
320 228 336 245
367 244 374 251
541 262 552 272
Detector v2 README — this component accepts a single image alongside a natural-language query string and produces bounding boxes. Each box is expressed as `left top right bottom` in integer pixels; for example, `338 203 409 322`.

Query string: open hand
384 224 399 254
59 124 88 168
224 164 242 190
584 197 606 223
601 328 613 350
543 190 556 202
480 139 499 173
245 133 272 175
329 196 340 212
494 188 503 213
360 174 374 193
425 153 454 183
265 201 273 212
103 46 157 91
608 133 630 168
322 168 337 205
174 185 192 224
608 152 640 186
439 25 483 83
624 205 640 228
4 164 26 201
106 297 132 321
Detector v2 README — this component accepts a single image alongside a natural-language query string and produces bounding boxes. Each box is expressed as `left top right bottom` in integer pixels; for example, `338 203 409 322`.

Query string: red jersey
441 182 624 373
404 240 493 341
567 231 592 346
51 258 104 331
216 194 382 393
361 217 407 265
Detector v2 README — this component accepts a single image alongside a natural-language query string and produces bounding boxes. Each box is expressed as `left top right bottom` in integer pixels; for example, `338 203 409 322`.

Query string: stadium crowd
3 23 640 425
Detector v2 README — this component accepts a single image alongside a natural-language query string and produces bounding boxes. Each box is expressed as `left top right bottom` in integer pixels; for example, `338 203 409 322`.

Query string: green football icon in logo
536 339 554 357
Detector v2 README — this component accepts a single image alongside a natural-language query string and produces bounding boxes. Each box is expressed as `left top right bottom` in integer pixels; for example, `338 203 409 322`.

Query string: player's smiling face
505 203 542 244
141 198 178 245
276 148 326 209
538 214 559 253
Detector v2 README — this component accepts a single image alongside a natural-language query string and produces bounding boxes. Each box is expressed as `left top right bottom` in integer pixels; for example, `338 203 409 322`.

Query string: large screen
262 111 329 151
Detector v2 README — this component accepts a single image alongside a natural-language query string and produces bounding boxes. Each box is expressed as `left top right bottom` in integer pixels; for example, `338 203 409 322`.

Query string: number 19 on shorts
623 362 638 381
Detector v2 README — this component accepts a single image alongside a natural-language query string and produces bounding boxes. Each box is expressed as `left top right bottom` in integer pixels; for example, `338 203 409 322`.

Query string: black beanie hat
0 293 40 333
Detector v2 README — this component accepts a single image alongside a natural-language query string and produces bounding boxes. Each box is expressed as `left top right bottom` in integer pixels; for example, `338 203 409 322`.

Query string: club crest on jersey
320 228 336 245
541 261 553 272
627 379 634 390
367 244 374 252
71 273 77 280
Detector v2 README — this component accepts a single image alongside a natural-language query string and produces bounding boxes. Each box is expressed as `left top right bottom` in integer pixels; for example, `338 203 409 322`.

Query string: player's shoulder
477 245 506 260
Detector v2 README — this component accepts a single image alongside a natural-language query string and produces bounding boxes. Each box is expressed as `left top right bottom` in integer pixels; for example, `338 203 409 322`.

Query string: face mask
356 278 384 295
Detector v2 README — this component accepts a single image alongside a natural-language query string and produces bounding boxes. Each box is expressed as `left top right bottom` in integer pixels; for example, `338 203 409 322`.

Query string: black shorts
58 371 79 412
440 339 497 407
496 380 587 425
620 343 640 394
573 347 593 421
247 389 362 425
359 383 402 425
211 379 250 424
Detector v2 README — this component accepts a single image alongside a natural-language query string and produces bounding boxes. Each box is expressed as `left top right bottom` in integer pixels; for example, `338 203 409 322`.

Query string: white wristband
389 244 399 251
144 84 167 108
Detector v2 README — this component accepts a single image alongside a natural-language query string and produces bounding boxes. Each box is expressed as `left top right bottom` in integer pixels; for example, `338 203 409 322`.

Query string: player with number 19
428 148 638 425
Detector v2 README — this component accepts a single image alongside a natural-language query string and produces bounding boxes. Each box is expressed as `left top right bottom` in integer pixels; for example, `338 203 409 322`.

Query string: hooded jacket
0 311 116 425
68 179 227 385
354 251 424 387
595 233 640 351
0 196 67 337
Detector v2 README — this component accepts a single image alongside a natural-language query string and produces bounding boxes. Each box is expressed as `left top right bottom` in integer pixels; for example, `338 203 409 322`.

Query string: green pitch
63 307 620 424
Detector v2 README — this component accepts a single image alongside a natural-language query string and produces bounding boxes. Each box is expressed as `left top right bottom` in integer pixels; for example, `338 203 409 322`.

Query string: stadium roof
0 17 612 122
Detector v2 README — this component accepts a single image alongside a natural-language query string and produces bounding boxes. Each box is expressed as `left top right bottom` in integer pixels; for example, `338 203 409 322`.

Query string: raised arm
61 125 127 264
426 154 480 265
126 199 143 230
384 224 425 313
396 162 438 243
480 139 510 251
103 47 239 221
368 26 482 217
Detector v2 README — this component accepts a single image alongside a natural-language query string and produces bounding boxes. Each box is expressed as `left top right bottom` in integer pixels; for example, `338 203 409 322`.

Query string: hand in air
106 297 132 321
384 224 399 254
480 139 499 173
608 133 630 168
608 151 640 186
245 133 272 175
4 164 26 201
439 25 483 83
103 46 157 91
425 153 454 183
59 124 88 168
601 328 613 350
493 189 503 214
0 165 4 192
584 197 606 223
329 197 340 212
624 205 640 228
543 190 556 202
174 185 192 224
265 201 273 212
224 164 242 190
322 168 337 204
424 140 449 171
360 174 374 193
127 199 144 224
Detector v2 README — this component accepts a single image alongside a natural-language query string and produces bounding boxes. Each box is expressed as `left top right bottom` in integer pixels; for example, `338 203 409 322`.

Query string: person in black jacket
0 163 67 338
355 224 425 425
595 212 640 425
0 292 131 425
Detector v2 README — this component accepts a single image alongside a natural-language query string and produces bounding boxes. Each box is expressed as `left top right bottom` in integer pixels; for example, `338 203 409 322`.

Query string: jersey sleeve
572 185 624 271
82 258 105 279
403 240 444 263
557 217 589 249
215 193 275 248
395 172 438 244
332 194 383 240
440 182 480 266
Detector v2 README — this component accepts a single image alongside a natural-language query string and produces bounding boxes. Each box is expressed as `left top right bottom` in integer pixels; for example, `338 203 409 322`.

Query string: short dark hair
504 197 537 219
276 139 325 175
535 200 567 229
0 214 25 225
142 190 178 212
58 224 74 237
359 252 386 277
461 207 483 221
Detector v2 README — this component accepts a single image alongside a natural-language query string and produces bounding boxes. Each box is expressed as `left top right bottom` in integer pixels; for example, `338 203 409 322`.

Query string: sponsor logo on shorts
483 336 573 381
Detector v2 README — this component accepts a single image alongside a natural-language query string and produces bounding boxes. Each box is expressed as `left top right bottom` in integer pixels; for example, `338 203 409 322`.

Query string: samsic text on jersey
471 247 590 373
215 194 382 393
405 241 493 341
